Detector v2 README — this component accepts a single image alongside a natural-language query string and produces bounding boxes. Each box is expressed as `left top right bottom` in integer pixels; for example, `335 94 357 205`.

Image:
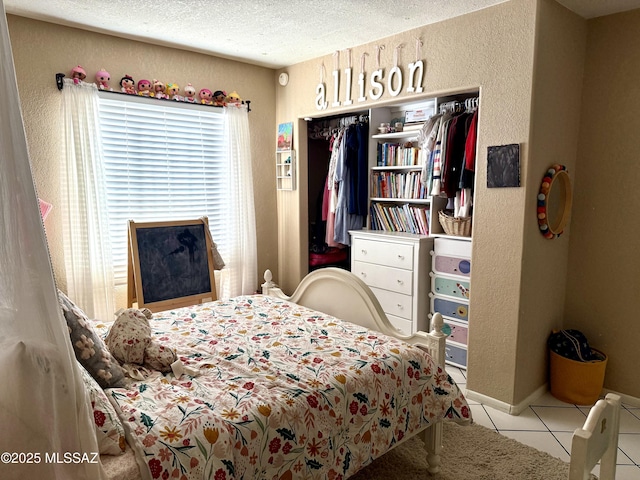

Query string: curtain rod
55 73 252 112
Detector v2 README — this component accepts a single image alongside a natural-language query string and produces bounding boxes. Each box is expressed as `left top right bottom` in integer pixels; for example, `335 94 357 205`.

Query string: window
98 94 228 285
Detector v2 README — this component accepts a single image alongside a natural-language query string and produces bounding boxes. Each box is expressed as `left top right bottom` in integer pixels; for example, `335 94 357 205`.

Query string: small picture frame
277 122 293 151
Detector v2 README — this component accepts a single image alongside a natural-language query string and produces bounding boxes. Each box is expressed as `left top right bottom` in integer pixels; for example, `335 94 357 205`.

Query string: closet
306 113 369 272
305 93 479 366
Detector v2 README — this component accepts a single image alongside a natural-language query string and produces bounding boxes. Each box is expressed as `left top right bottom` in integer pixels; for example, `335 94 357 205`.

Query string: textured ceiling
5 0 640 68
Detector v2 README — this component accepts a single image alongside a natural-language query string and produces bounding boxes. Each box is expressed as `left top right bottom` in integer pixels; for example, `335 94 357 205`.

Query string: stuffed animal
183 83 197 103
95 68 111 90
225 90 242 106
70 65 86 84
213 90 227 107
120 75 137 95
137 79 152 96
152 79 167 99
199 88 213 105
166 82 183 101
105 308 177 374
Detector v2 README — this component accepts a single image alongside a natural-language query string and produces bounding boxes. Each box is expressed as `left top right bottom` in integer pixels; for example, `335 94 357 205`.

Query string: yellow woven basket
438 210 472 237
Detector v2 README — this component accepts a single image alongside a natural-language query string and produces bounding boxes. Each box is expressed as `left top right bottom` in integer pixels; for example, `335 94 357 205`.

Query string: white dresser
349 230 433 336
429 237 472 368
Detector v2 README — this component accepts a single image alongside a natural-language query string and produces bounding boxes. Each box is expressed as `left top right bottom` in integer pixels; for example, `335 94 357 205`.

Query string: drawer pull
396 304 403 309
396 279 403 285
360 272 367 278
397 254 405 260
361 249 367 255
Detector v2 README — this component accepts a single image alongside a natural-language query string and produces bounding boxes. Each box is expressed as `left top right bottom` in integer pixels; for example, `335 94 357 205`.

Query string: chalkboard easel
127 218 217 312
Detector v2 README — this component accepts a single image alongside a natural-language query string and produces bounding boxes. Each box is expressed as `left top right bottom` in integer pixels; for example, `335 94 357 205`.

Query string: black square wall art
487 143 520 188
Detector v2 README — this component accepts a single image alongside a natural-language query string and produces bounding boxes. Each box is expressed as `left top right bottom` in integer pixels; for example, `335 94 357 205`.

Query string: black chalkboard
128 218 217 312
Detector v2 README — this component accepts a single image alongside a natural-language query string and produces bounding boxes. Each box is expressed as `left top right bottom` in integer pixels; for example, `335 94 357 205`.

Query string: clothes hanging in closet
418 104 478 218
322 120 368 247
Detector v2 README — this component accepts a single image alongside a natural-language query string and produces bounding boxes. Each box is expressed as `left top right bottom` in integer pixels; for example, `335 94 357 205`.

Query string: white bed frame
262 267 448 476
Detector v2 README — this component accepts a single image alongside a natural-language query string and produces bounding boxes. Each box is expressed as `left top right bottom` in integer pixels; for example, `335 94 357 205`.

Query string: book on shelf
370 202 430 235
376 142 420 166
371 171 427 200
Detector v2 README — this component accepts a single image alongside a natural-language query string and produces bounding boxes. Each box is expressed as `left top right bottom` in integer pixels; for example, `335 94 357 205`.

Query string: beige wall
276 0 543 406
7 15 278 306
565 9 640 399
517 0 586 402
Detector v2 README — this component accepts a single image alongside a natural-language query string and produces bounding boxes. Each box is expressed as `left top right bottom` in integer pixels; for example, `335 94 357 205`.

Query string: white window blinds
98 94 227 285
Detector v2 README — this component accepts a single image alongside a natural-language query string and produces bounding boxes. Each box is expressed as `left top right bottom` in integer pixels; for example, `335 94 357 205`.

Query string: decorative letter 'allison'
315 83 327 110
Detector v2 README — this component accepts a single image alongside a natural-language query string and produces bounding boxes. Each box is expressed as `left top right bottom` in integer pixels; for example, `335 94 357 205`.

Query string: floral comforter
103 295 470 480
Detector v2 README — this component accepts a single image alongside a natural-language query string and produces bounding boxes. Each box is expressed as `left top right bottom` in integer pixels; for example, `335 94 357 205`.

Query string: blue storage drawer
445 342 468 368
431 295 469 323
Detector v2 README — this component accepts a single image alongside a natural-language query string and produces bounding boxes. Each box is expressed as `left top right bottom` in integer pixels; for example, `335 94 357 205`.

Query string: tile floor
449 366 640 479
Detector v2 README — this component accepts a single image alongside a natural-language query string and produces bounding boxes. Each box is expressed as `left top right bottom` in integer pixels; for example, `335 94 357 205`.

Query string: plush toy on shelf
152 79 167 99
183 83 197 103
95 68 112 90
137 79 152 96
213 90 227 107
166 83 183 101
70 65 86 84
120 75 137 95
199 88 213 105
226 90 242 106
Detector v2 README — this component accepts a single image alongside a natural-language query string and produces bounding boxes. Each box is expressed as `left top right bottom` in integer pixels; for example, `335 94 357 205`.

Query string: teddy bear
105 308 177 375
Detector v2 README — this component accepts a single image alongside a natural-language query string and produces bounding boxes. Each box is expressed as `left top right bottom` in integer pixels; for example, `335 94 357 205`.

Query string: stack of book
370 202 430 235
376 142 420 166
371 171 427 199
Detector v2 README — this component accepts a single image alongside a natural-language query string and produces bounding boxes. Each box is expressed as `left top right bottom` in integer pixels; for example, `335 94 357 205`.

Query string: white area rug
349 421 573 480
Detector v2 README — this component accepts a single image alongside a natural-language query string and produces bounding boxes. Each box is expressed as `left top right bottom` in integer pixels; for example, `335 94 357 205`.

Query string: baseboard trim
466 384 640 414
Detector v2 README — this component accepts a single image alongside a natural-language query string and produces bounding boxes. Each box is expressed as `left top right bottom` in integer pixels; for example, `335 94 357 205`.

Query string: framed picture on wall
277 122 293 151
487 143 521 188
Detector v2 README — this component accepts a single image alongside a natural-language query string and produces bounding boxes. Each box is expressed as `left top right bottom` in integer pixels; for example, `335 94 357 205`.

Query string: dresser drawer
352 238 414 270
431 295 469 322
386 313 413 336
445 342 468 368
444 319 468 346
353 261 413 295
370 286 412 320
430 273 470 300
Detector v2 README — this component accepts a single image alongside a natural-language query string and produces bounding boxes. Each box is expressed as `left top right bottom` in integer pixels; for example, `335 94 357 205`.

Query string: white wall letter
407 60 424 93
358 72 367 102
315 83 328 110
369 69 384 100
388 66 402 97
332 69 341 107
343 67 353 106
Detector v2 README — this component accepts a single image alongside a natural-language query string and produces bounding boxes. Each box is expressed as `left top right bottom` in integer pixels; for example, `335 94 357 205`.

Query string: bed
90 267 470 479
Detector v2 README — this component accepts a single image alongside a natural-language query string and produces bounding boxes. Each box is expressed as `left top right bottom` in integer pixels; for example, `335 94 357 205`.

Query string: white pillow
78 363 126 455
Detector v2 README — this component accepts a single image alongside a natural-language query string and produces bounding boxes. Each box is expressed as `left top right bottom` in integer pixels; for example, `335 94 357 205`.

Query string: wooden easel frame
127 218 217 312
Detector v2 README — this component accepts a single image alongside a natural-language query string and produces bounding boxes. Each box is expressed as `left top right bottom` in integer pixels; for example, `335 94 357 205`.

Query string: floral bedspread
103 295 470 480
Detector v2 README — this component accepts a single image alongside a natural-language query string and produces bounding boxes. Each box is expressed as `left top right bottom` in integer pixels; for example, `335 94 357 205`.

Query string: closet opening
306 112 369 273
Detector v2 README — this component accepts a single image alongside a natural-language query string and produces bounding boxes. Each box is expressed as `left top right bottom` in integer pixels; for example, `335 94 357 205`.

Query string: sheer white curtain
61 78 115 320
0 2 104 478
221 106 258 298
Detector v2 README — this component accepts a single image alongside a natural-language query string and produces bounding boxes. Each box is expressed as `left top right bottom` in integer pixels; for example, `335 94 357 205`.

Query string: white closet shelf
371 197 430 204
372 131 419 140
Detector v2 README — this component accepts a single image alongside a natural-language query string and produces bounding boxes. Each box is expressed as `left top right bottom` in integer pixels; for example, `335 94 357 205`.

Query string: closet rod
439 96 479 114
54 73 252 112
